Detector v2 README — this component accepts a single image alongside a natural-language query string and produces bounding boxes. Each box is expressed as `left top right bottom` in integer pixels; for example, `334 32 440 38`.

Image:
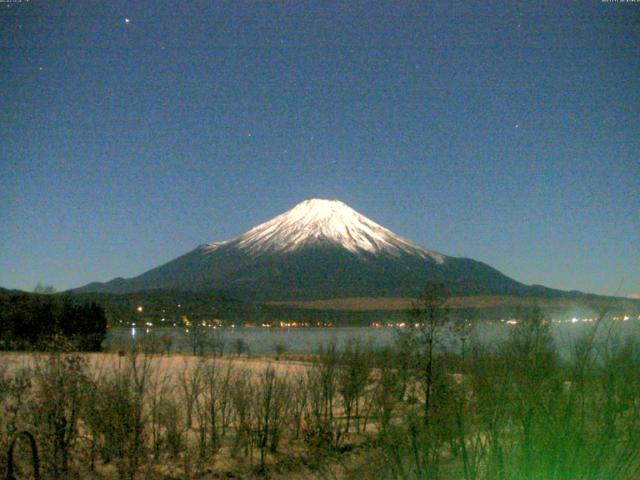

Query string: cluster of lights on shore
126 304 336 337
124 304 640 338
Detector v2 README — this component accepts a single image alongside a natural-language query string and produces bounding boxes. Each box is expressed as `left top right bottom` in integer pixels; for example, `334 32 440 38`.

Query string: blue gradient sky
1 1 638 296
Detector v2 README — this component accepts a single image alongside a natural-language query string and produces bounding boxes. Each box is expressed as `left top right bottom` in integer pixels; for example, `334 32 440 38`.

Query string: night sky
1 1 638 296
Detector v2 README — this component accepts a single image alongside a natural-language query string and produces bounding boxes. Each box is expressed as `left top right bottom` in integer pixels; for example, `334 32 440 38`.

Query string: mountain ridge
73 199 586 300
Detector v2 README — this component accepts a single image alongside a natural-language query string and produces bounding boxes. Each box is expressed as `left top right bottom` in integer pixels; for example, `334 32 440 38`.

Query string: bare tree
179 362 202 430
337 338 371 434
31 352 88 479
407 283 450 427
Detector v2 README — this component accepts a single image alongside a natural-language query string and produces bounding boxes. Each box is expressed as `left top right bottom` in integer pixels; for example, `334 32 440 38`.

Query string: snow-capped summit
213 199 444 262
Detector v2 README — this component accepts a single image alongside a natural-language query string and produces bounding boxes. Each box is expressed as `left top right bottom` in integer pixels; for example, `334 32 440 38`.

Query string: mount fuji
75 199 562 300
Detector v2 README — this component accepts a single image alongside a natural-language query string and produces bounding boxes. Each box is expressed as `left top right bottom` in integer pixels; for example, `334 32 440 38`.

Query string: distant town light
136 306 143 312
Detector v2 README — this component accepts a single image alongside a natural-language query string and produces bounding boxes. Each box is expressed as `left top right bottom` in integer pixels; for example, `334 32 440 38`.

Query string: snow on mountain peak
229 198 445 262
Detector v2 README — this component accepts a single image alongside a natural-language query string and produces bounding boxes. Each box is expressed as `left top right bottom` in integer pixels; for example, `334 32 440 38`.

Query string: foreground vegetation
1 289 640 479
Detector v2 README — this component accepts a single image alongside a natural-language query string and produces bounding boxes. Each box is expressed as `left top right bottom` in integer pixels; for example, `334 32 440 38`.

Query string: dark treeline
0 293 107 351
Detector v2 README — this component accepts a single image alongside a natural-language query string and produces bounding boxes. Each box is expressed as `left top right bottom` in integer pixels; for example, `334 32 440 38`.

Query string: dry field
0 351 311 378
267 294 638 311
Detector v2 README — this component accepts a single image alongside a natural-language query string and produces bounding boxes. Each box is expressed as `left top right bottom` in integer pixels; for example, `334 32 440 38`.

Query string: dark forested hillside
0 290 107 350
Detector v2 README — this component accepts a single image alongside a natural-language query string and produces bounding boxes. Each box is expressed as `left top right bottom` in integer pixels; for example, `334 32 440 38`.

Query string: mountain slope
74 199 564 300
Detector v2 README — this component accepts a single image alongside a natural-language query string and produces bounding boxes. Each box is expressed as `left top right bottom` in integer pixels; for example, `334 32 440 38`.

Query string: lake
106 317 640 356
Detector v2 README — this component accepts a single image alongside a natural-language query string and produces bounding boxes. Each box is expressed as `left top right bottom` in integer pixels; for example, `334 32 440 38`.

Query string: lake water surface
106 319 640 356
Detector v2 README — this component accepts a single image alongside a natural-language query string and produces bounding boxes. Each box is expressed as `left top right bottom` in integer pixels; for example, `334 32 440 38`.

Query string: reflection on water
106 320 640 356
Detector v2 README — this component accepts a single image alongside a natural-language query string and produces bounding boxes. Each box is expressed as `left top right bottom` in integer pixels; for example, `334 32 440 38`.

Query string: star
515 124 520 129
124 18 131 24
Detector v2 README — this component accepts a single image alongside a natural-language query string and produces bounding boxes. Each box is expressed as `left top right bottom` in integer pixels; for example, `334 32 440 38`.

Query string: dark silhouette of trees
33 283 56 294
0 293 107 351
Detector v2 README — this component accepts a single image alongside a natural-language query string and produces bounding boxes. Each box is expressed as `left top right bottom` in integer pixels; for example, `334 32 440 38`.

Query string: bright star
124 18 131 24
